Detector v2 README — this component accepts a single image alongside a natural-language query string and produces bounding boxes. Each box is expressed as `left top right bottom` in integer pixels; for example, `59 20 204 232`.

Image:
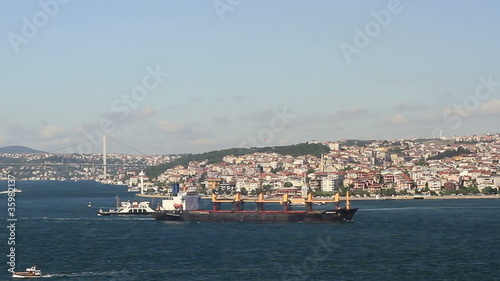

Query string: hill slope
0 146 46 154
146 143 329 178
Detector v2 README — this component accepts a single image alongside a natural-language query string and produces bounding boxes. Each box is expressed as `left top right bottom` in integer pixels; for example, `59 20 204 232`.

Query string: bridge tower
103 135 107 180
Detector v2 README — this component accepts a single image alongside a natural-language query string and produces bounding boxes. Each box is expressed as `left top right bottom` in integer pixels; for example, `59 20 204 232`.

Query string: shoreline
198 194 500 201
350 195 500 200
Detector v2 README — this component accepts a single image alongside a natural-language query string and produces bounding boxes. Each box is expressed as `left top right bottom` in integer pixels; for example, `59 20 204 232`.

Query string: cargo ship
154 191 357 223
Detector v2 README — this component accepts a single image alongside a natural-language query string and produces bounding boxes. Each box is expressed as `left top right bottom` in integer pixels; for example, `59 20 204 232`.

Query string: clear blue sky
1 0 499 154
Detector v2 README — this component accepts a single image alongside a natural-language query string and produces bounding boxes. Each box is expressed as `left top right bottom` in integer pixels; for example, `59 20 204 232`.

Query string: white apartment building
321 174 342 192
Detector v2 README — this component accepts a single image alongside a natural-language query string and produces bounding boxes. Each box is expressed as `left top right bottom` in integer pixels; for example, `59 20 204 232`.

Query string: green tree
397 189 409 196
465 179 479 194
240 187 248 196
427 147 473 160
380 188 397 196
466 185 479 195
196 185 208 195
198 172 207 183
351 189 370 197
257 165 264 173
283 182 293 188
341 166 354 172
271 167 284 174
388 147 402 154
415 158 429 166
482 186 493 194
339 186 351 196
313 189 334 197
262 184 273 192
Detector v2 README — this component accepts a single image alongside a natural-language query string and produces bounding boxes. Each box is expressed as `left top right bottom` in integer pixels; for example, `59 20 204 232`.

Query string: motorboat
97 200 155 216
12 265 42 278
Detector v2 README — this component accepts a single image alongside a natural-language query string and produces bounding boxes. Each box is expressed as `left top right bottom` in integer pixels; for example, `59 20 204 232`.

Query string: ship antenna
346 191 351 210
115 194 120 209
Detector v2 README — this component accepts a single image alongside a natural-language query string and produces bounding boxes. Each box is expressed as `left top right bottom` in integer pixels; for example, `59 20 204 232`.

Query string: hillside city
1 133 500 197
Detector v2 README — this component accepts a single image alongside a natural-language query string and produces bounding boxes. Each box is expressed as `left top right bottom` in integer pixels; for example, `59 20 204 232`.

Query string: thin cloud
189 97 202 103
5 124 69 149
188 138 218 147
129 106 156 118
102 106 156 123
8 124 35 138
238 109 274 122
438 92 453 100
232 95 251 102
395 102 426 110
440 99 500 120
158 120 186 133
157 120 201 134
473 99 500 117
39 125 65 139
330 107 371 119
413 113 440 123
387 114 408 125
287 107 371 130
213 117 232 124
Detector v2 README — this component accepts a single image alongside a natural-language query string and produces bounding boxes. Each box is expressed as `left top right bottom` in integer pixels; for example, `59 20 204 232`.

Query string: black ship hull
154 208 357 222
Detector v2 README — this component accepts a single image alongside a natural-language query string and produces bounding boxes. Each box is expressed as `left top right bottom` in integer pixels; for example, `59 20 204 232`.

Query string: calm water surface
1 181 499 281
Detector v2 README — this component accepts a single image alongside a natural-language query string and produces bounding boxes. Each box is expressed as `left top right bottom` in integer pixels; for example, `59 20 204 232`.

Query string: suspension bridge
0 135 159 179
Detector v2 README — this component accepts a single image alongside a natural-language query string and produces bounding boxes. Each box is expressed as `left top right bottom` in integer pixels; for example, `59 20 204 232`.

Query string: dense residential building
2 133 500 197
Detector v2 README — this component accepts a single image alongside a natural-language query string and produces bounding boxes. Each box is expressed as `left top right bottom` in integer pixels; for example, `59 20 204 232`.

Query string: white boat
12 265 42 278
97 200 155 216
0 188 22 194
127 186 141 192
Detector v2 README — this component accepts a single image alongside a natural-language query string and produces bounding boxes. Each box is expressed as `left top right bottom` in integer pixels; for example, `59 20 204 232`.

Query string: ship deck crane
211 192 351 212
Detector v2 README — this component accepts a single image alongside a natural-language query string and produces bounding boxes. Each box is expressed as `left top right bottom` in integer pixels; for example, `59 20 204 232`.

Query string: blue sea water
1 181 499 281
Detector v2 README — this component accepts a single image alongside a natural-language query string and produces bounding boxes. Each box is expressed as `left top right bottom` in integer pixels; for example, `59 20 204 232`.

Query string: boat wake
42 269 171 278
42 271 126 277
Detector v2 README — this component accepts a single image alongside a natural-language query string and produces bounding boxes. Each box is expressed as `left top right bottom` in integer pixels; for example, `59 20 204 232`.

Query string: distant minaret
103 135 107 179
320 153 325 173
301 175 309 197
440 130 444 140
